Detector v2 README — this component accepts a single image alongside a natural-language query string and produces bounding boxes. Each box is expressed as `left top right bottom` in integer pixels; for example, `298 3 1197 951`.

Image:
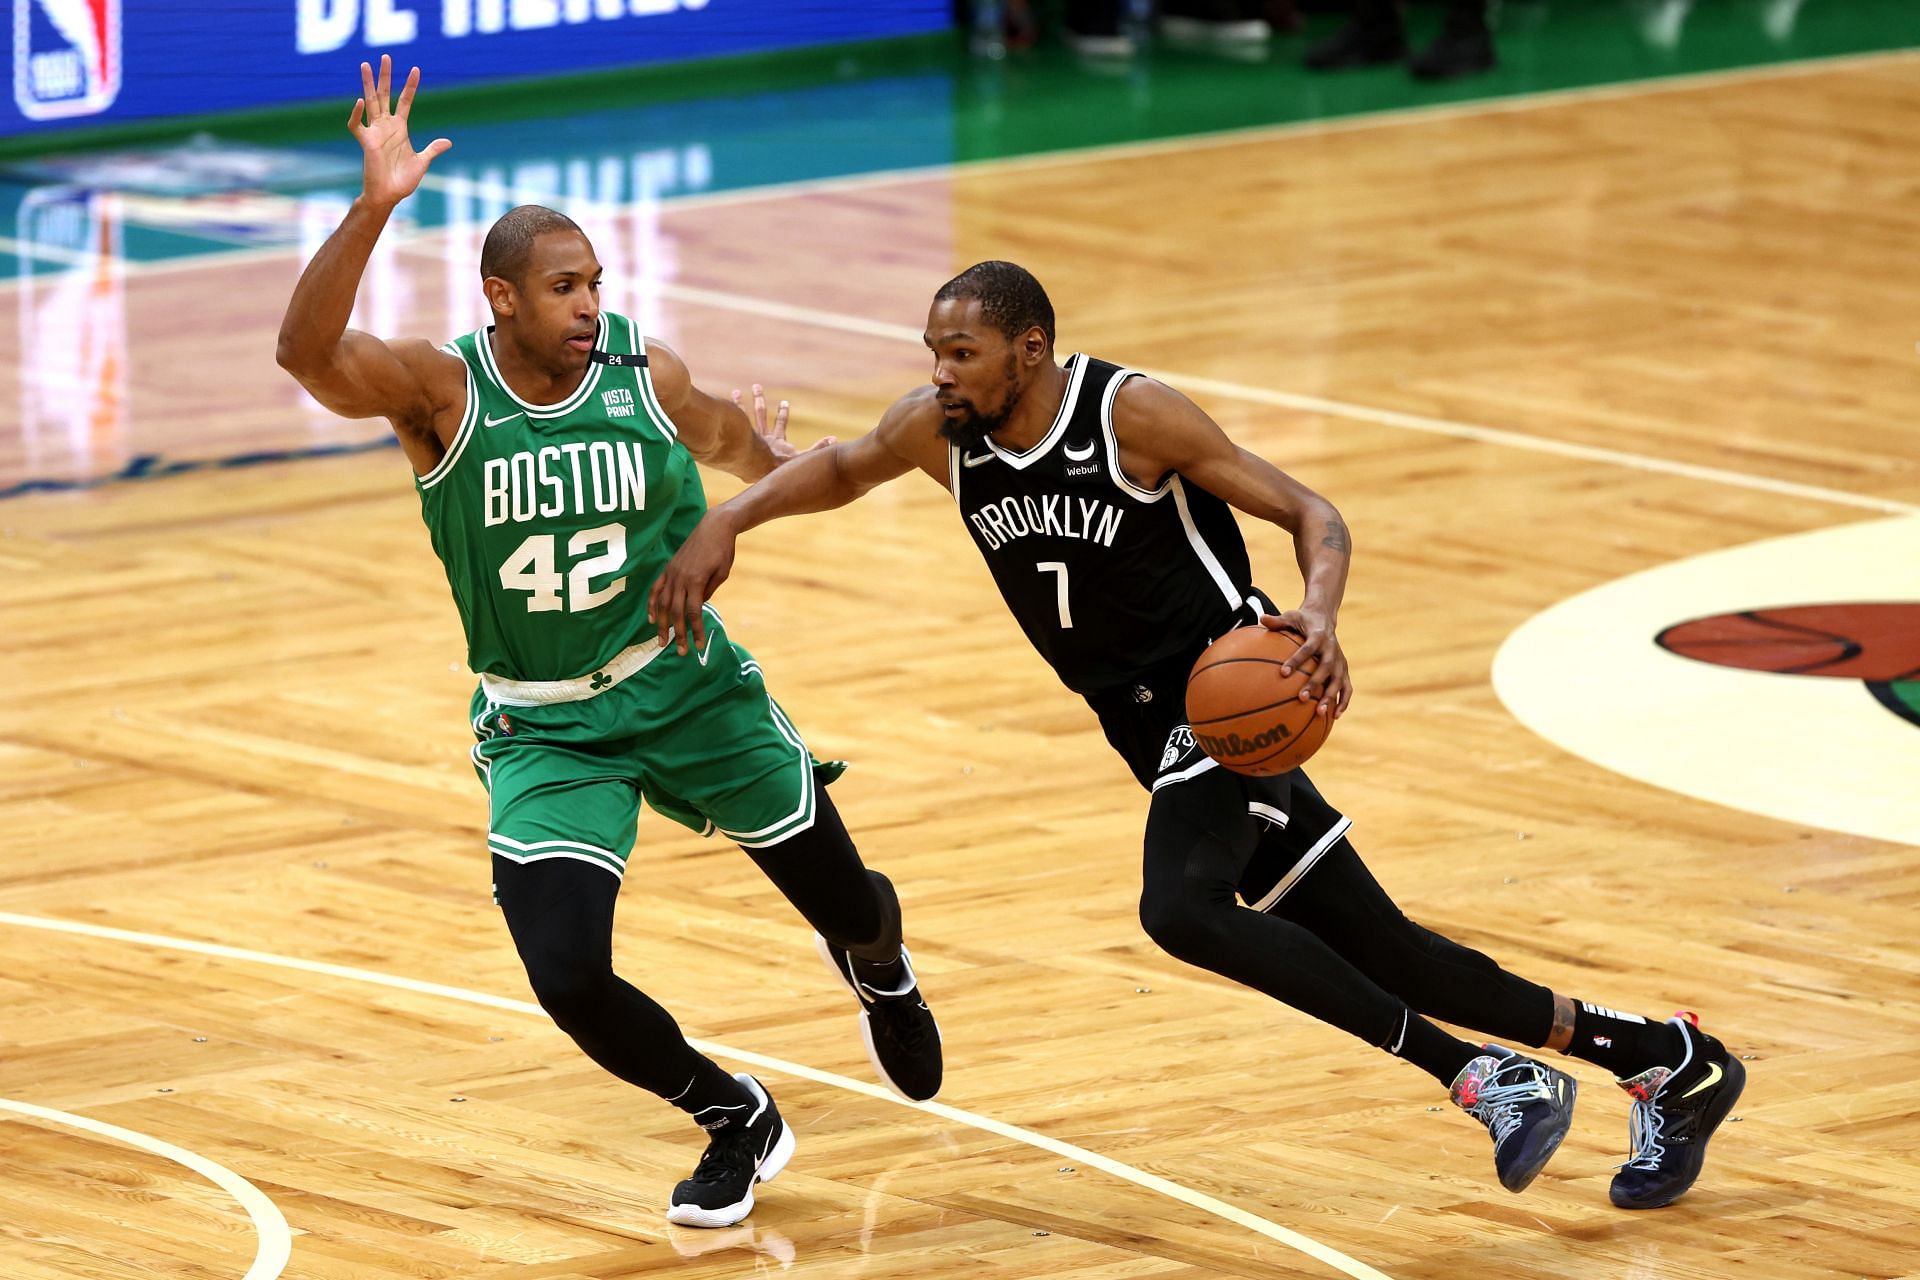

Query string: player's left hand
734 383 834 465
1261 607 1352 720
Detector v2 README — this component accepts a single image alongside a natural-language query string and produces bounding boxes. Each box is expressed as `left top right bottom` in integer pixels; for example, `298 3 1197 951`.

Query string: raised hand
349 55 451 210
733 383 834 464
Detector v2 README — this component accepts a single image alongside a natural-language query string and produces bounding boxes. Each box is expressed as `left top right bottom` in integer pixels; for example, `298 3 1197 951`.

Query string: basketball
1185 627 1333 776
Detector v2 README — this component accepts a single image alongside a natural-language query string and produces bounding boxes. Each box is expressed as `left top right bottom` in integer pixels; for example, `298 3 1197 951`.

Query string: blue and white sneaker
1451 1045 1578 1193
1611 1012 1745 1209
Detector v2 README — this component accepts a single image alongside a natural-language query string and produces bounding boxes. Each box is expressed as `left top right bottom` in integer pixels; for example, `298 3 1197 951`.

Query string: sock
668 1060 755 1132
848 950 910 994
1563 1001 1684 1079
1385 1008 1484 1087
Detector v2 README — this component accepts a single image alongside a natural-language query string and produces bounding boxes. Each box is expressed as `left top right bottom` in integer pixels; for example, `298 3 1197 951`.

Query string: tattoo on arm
1321 517 1350 555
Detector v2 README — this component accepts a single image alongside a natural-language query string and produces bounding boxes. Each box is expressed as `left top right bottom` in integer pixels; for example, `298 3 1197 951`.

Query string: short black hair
480 204 584 288
934 260 1055 347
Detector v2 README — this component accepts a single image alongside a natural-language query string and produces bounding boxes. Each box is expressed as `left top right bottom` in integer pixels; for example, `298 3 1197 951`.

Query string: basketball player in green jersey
275 57 941 1229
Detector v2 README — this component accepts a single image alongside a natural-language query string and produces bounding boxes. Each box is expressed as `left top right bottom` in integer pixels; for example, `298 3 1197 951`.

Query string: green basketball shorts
468 607 845 881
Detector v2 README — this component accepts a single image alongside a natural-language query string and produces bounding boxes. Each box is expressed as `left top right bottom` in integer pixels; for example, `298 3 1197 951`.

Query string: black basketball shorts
1088 655 1352 912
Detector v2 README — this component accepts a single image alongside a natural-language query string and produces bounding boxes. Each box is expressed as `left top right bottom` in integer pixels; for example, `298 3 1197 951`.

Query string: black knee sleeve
746 780 900 962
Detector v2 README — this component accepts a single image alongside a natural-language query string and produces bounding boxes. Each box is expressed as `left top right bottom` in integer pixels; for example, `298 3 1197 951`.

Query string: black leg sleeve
494 854 747 1120
1269 837 1557 1048
744 778 902 964
1141 769 1412 1048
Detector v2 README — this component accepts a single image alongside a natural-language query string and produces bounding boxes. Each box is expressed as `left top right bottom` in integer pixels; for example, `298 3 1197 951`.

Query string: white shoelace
1623 1094 1668 1171
1463 1060 1555 1151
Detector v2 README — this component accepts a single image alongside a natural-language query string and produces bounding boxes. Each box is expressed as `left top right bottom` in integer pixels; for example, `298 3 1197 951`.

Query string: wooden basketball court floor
4 51 1919 1280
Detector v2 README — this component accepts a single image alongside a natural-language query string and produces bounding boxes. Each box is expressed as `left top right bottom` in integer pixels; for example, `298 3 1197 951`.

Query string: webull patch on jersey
484 440 648 527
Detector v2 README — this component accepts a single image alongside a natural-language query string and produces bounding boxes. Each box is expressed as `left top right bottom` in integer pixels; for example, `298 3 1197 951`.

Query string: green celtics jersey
416 312 705 682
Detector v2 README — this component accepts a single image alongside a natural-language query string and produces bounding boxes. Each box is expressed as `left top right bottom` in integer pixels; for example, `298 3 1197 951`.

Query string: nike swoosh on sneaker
1682 1061 1723 1098
483 411 524 428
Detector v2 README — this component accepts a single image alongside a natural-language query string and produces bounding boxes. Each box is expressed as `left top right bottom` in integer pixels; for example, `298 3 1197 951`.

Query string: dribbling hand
349 55 451 210
1261 607 1352 719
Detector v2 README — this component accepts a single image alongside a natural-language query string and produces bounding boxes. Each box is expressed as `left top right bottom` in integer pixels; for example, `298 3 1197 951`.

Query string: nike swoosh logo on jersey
961 451 995 468
1682 1061 1723 1098
483 411 524 428
1063 440 1096 461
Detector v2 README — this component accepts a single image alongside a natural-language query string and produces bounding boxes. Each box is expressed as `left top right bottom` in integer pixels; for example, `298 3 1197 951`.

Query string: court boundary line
3 45 1915 296
0 910 1395 1280
649 281 1919 517
0 1094 293 1280
5 47 1912 517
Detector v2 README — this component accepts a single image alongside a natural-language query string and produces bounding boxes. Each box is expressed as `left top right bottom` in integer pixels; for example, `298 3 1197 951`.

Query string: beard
936 354 1020 449
936 401 1013 449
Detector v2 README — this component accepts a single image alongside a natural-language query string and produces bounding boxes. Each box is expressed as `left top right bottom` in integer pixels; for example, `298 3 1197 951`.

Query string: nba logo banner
13 0 119 120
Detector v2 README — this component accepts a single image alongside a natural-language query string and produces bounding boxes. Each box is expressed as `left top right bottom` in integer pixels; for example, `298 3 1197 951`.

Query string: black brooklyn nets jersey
949 355 1264 696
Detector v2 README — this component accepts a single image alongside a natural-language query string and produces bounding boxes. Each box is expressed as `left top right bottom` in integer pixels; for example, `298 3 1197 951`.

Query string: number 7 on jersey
1037 561 1073 629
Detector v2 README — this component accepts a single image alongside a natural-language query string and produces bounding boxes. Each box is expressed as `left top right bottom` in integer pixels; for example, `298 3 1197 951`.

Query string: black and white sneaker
1451 1045 1578 1193
1610 1012 1745 1209
815 933 943 1101
666 1073 795 1229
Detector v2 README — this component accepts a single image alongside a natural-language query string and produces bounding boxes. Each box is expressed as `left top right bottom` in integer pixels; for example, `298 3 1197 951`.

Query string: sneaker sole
814 933 940 1102
1610 1055 1747 1210
664 1119 797 1229
1066 33 1137 57
1501 1075 1578 1193
1161 16 1271 40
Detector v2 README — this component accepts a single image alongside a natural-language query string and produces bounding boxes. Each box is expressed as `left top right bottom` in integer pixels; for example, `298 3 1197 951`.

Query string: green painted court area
2 1 1917 280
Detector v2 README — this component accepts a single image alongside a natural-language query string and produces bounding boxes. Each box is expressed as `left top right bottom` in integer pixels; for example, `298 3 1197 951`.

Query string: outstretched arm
276 57 459 470
647 391 943 652
1112 376 1354 718
645 341 828 483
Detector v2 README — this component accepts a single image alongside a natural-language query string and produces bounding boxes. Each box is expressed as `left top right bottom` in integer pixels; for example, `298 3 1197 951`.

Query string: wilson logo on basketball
1194 724 1292 758
1657 601 1920 728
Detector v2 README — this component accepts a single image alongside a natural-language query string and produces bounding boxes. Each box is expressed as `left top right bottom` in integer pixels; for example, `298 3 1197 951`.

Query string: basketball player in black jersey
650 262 1743 1208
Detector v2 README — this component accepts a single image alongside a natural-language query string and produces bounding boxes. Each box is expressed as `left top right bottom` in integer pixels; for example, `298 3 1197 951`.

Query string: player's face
924 298 1020 444
504 231 602 370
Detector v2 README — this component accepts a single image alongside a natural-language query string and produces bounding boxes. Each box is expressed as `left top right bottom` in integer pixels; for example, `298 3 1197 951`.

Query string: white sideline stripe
2 45 1907 297
3 54 1910 515
0 234 98 266
652 285 1917 517
0 910 1392 1280
0 1095 293 1280
444 48 1920 217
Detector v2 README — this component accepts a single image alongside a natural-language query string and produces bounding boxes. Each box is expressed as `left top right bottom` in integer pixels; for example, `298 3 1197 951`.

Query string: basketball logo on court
1658 603 1920 728
1492 514 1920 848
13 0 120 121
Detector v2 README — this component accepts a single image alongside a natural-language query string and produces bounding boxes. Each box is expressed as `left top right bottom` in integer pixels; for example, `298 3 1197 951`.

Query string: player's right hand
350 55 451 210
649 511 740 656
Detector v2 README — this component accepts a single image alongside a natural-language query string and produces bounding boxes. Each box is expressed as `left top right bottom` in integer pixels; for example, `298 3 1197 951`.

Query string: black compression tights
494 778 899 1110
1139 770 1555 1075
